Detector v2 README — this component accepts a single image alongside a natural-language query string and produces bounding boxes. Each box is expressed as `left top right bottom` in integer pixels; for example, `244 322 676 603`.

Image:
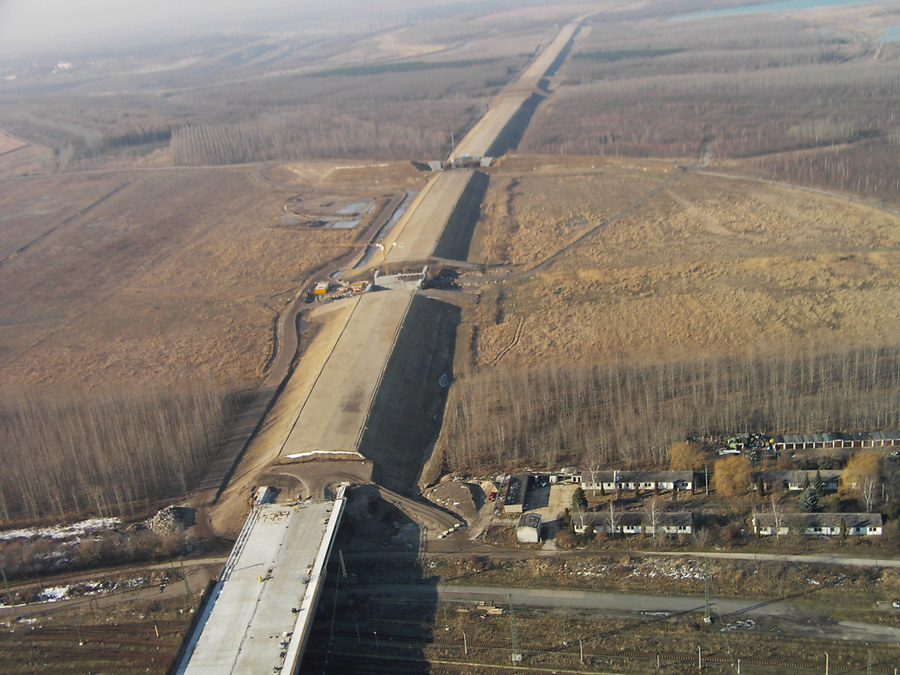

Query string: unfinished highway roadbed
383 170 475 265
279 290 414 458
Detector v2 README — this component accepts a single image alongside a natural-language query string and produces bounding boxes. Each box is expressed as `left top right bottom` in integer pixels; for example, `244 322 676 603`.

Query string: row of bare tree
524 25 900 204
0 383 234 524
438 345 900 473
169 102 478 165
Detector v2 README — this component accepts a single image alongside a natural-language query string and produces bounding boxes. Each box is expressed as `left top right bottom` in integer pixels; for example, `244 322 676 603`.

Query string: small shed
516 513 542 543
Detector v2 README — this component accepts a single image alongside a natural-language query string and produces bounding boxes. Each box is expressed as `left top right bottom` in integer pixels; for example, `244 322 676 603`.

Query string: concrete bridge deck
177 16 585 673
175 485 347 674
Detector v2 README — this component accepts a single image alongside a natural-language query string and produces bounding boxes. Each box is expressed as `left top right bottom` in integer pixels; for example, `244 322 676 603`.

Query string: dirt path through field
462 172 682 284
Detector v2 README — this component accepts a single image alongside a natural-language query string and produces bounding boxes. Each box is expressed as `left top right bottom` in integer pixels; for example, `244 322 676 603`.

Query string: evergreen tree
572 487 588 511
800 486 819 512
813 470 825 498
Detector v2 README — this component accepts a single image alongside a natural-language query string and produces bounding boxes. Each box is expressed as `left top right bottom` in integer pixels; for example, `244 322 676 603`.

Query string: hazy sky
0 0 439 60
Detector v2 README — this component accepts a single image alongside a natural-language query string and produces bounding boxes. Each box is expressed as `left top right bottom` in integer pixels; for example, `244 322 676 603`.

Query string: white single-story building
752 512 882 537
573 511 693 536
577 471 695 494
751 470 841 493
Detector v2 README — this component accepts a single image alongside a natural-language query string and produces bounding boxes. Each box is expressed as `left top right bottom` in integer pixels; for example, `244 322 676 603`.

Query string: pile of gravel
145 505 191 533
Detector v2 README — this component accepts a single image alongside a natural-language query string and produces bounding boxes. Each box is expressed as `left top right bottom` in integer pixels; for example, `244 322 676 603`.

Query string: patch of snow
0 518 121 541
37 586 70 602
720 618 757 633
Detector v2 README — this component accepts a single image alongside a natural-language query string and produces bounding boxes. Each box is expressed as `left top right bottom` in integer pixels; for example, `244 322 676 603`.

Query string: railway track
301 628 896 673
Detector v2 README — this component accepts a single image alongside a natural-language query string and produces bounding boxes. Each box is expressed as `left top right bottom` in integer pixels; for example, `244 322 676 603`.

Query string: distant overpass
451 19 582 159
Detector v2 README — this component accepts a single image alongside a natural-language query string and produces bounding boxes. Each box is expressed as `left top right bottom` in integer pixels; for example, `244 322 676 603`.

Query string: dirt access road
348 582 900 644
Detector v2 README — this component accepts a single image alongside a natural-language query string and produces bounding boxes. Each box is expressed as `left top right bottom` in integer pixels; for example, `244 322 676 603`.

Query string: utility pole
824 652 829 675
1 566 11 607
698 646 702 671
463 631 468 655
704 556 712 624
508 593 522 663
705 463 709 496
180 557 194 613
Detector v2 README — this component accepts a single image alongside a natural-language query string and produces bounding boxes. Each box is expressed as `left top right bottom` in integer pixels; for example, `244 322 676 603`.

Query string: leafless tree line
438 345 900 473
523 33 900 204
170 101 479 165
748 142 900 204
0 104 173 165
0 382 234 524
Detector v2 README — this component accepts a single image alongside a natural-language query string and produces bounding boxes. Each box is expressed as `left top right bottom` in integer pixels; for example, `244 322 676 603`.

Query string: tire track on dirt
489 316 525 366
463 174 682 286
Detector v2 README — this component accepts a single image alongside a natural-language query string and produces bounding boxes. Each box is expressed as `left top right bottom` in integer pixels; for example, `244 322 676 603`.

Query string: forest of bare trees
522 18 900 205
437 345 900 474
0 383 234 524
168 100 482 165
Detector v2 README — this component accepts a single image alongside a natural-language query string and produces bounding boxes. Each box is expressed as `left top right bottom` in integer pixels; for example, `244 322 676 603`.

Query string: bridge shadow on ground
359 295 461 495
299 488 438 674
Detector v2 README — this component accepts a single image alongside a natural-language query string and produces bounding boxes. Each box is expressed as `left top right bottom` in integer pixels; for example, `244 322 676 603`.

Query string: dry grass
466 160 900 370
0 160 425 393
435 156 900 471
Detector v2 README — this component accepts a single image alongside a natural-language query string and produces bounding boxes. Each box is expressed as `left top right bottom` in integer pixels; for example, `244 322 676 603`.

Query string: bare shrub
556 529 578 549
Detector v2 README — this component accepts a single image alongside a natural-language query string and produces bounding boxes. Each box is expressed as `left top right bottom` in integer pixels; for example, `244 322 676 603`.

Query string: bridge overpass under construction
173 485 347 674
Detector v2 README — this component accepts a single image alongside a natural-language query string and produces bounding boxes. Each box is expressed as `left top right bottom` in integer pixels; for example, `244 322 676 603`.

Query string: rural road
348 582 900 643
0 556 227 620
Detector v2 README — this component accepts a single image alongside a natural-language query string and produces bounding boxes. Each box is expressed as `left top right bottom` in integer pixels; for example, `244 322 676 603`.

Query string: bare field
0 159 425 392
465 157 900 369
0 130 25 154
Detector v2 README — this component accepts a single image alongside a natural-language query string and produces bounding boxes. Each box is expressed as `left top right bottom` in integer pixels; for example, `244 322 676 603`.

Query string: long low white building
752 512 883 537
